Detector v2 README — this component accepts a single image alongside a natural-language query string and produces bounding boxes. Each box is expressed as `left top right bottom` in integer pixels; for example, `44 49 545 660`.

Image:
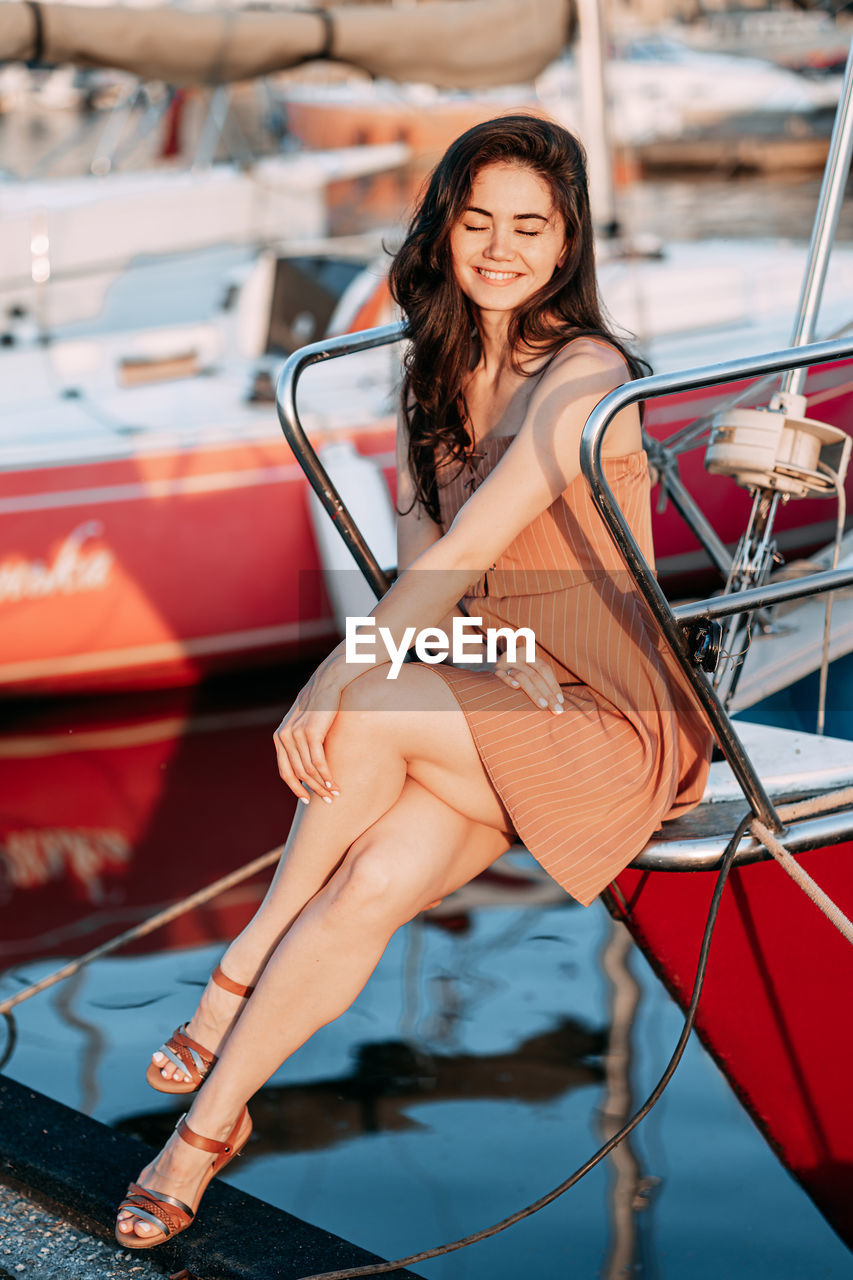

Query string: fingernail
557 692 564 703
299 796 310 805
553 704 564 715
153 1052 163 1063
331 789 341 797
325 780 332 789
538 697 547 708
323 795 332 805
509 679 519 687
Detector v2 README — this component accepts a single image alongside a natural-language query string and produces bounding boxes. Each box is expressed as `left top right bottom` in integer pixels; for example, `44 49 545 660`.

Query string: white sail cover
0 0 570 88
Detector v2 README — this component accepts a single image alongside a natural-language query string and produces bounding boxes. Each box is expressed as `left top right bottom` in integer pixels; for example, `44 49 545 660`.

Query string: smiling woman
115 115 712 1257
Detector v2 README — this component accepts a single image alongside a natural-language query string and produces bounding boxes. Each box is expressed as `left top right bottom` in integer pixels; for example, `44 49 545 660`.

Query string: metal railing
581 333 853 830
277 320 405 601
277 327 853 838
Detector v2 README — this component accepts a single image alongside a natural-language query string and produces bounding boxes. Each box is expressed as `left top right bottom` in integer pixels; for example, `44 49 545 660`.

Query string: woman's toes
118 1213 153 1237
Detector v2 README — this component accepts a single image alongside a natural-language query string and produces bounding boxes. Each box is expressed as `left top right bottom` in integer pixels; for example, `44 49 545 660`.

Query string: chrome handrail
673 567 853 625
633 806 853 872
581 333 853 831
276 320 406 601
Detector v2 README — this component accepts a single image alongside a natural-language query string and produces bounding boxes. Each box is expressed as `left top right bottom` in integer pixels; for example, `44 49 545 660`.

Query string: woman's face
449 161 568 318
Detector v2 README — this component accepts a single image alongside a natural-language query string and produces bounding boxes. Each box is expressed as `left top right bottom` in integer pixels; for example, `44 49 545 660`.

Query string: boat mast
576 0 620 238
783 39 853 397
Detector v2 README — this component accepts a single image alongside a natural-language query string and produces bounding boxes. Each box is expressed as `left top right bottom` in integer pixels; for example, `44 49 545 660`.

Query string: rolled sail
0 0 570 88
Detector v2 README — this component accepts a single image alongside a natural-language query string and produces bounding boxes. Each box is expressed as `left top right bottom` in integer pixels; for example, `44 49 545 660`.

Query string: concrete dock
0 1179 167 1280
0 1075 419 1280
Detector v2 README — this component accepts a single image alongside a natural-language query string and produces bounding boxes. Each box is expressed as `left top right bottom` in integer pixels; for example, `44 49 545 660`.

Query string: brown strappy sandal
115 1106 252 1250
145 964 255 1095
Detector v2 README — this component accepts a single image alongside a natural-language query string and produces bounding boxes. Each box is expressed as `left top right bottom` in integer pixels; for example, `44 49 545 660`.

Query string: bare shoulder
522 336 641 460
526 337 630 420
538 336 631 387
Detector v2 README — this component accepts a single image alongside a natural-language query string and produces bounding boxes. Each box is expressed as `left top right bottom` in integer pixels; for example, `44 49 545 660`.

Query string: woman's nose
485 227 515 260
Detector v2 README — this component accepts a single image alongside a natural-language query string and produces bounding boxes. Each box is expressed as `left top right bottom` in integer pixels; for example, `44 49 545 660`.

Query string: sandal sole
145 1058 204 1094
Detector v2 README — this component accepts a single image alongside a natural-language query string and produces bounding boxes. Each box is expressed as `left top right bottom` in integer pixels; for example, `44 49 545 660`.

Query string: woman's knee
338 666 399 716
337 663 452 719
331 838 429 919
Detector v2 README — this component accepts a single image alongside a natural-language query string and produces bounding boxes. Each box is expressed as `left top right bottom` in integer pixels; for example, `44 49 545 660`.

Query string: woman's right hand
273 664 343 804
493 649 564 716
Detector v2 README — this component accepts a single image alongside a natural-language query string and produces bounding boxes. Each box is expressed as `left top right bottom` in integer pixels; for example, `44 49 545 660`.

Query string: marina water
2 656 852 1277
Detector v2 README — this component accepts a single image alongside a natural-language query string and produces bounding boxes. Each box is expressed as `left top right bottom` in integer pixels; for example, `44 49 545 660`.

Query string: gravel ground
0 1180 169 1280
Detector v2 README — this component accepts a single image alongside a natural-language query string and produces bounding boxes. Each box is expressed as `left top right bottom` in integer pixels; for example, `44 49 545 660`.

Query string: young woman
116 114 712 1248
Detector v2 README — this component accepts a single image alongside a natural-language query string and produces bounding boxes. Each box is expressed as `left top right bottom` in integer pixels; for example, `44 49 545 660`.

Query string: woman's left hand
273 667 342 804
493 649 564 716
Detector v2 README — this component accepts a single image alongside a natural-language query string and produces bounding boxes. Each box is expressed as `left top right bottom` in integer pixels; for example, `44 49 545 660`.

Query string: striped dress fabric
430 438 713 906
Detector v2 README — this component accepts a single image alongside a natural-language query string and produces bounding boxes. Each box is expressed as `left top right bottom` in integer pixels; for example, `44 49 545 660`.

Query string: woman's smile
474 267 523 283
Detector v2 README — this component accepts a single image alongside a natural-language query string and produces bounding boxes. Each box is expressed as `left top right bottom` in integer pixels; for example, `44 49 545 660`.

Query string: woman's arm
360 343 640 643
275 344 638 796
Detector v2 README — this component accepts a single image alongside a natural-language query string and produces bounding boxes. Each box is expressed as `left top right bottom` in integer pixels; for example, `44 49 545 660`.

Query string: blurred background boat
1 0 853 696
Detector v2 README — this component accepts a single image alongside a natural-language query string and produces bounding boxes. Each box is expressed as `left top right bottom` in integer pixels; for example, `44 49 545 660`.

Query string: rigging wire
293 818 750 1280
816 465 847 735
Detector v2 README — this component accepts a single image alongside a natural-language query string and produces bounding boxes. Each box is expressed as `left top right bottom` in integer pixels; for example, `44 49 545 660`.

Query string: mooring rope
0 843 283 1018
750 818 853 945
775 784 853 823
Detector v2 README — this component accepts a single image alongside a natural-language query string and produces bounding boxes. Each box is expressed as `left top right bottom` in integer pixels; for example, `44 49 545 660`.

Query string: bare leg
151 663 511 1075
120 767 512 1239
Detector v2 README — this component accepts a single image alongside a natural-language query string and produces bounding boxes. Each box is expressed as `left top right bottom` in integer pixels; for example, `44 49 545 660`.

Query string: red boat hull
2 361 851 696
614 852 853 1248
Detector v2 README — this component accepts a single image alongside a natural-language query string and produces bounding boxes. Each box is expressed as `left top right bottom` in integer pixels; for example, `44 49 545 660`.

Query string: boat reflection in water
1 677 850 1277
0 678 303 967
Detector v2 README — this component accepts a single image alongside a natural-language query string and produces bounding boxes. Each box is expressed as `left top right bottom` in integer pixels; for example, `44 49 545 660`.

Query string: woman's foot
116 1108 251 1246
149 964 254 1090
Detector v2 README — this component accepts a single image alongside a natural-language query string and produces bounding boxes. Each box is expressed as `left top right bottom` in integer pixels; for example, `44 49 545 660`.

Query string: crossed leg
120 663 514 1240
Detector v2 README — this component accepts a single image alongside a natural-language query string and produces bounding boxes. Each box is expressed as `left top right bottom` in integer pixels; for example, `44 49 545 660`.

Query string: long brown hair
389 114 649 523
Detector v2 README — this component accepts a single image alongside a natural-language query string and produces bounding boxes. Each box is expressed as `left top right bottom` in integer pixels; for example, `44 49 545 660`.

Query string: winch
705 390 851 705
706 390 850 499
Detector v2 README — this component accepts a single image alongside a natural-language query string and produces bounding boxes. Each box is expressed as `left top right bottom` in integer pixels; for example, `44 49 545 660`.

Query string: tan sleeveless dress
430 438 712 906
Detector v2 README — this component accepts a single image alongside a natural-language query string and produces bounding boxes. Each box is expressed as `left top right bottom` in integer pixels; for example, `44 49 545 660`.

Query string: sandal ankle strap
176 1109 245 1155
211 963 255 999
